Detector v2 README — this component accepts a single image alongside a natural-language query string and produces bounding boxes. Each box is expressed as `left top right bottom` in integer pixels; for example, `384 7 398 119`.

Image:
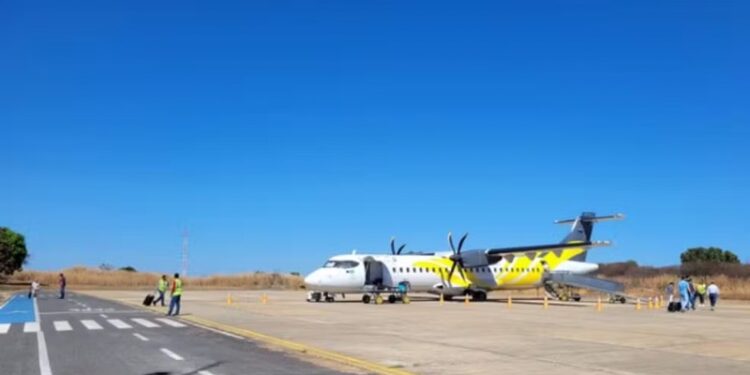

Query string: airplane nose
304 271 320 288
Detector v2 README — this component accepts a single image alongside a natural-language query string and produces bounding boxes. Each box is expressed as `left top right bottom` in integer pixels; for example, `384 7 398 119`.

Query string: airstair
544 272 626 303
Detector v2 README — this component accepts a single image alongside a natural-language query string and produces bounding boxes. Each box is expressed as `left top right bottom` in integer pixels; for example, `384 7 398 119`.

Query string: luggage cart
361 282 410 304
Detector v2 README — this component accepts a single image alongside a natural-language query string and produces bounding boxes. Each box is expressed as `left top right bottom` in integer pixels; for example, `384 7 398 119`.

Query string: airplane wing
485 240 611 256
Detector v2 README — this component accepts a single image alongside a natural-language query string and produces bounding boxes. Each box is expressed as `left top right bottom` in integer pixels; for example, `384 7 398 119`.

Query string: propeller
390 237 407 255
446 232 469 287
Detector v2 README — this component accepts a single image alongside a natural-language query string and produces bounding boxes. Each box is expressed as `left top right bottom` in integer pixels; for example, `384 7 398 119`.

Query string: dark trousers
696 293 704 304
153 291 165 306
167 295 181 316
709 293 718 307
60 286 65 299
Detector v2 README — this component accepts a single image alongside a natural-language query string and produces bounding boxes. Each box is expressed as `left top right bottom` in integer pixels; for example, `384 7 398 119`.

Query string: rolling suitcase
143 294 155 306
667 301 681 312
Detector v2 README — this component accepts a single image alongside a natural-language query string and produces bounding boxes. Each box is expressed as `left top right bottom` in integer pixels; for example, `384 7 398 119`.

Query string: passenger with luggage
167 273 183 316
665 282 675 303
152 275 168 307
28 280 40 299
707 281 720 311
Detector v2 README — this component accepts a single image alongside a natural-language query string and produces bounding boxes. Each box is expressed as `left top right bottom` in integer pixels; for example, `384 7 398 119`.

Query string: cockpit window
323 260 359 269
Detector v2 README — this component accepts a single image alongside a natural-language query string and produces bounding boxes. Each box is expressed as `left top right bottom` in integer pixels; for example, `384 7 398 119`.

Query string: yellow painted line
182 315 413 375
87 294 412 375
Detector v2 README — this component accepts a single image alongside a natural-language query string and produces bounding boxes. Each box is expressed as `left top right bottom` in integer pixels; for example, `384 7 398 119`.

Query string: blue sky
2 1 748 275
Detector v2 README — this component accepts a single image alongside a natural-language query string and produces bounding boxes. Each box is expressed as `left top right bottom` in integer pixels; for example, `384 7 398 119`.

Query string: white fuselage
304 252 599 296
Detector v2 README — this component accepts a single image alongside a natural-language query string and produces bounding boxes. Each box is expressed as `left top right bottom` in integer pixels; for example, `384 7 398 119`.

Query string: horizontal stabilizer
555 213 625 225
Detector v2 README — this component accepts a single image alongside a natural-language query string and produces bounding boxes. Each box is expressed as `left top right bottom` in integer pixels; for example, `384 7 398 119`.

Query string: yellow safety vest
697 283 707 294
158 279 167 292
173 279 183 296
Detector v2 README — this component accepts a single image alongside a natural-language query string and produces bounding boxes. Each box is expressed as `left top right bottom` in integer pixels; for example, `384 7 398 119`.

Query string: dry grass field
3 267 749 300
5 267 303 290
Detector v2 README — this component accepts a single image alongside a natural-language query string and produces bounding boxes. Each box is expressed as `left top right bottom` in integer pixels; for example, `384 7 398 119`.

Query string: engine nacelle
459 249 490 268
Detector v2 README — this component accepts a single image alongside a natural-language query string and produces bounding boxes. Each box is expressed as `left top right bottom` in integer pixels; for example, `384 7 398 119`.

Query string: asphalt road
0 291 351 375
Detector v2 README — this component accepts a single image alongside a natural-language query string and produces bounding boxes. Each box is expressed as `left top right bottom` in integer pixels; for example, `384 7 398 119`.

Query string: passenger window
412 267 416 273
399 267 403 273
392 267 396 273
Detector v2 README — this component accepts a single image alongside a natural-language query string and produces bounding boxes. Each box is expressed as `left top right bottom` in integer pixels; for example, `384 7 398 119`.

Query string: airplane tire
375 295 384 305
362 295 371 304
402 295 410 304
474 291 487 302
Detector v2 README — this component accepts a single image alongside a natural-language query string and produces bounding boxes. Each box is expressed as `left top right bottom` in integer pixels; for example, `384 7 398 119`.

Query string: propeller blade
390 237 396 255
448 232 456 254
457 233 468 254
447 261 457 287
397 244 406 255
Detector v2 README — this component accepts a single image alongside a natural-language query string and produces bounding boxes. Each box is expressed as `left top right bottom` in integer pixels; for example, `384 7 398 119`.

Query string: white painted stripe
132 318 160 328
160 348 184 361
53 321 72 332
0 324 10 334
81 320 103 330
133 333 150 342
100 314 108 318
34 297 53 375
156 318 187 328
107 319 132 329
198 371 214 375
24 322 40 333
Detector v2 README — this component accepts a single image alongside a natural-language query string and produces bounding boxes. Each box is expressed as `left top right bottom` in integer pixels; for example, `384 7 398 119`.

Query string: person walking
696 280 707 307
707 281 720 311
688 278 697 311
678 276 690 312
152 275 168 307
166 273 183 316
59 273 67 299
665 282 675 303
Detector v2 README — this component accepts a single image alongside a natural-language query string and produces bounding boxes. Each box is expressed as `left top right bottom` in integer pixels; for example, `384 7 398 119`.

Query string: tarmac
0 291 352 375
84 290 750 375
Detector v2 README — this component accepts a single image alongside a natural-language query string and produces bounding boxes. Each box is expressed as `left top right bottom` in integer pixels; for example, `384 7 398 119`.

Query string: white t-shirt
707 284 720 295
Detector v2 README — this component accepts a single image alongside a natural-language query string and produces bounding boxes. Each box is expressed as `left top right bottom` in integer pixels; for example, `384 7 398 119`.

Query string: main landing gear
307 292 335 303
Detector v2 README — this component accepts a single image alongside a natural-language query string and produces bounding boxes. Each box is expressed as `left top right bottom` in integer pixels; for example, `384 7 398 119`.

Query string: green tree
0 227 29 276
680 247 740 264
119 266 137 272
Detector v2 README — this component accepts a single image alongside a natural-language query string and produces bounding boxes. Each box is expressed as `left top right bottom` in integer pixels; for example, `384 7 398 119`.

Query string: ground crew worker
696 280 707 307
707 281 720 311
152 275 168 307
167 273 183 316
59 273 66 299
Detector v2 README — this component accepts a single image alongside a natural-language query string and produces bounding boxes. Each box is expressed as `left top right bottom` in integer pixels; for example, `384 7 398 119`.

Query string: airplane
304 212 624 303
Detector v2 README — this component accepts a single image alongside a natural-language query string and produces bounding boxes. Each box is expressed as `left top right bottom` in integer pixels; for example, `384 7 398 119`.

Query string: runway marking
100 314 108 318
34 297 53 375
107 319 132 329
132 318 160 328
81 320 103 330
0 323 10 334
133 333 150 342
198 371 214 375
24 322 40 333
156 318 187 328
160 348 184 361
53 321 72 332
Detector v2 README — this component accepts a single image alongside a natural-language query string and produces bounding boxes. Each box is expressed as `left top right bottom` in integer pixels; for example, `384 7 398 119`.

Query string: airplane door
345 261 366 288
